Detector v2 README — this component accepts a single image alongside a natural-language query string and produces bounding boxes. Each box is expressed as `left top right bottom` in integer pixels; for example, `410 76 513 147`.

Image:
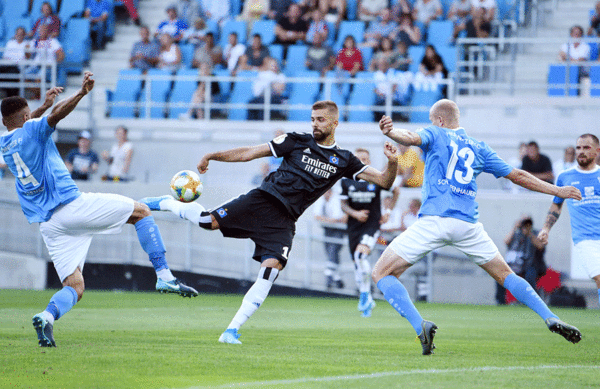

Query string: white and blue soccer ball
169 170 203 202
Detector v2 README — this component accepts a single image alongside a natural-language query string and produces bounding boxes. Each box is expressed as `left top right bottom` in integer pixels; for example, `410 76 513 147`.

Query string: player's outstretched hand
557 186 582 201
537 229 549 246
43 87 63 106
355 209 370 223
383 141 398 160
379 115 394 135
197 156 210 174
79 71 95 95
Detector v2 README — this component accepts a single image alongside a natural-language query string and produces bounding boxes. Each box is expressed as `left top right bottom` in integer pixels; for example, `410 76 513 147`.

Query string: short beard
578 156 595 168
313 130 326 141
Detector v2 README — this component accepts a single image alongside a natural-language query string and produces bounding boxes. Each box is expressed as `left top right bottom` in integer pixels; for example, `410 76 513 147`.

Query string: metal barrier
0 48 57 100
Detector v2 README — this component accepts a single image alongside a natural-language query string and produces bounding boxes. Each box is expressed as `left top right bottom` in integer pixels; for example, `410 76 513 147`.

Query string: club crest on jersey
585 186 595 197
367 184 376 191
329 155 339 165
217 208 227 217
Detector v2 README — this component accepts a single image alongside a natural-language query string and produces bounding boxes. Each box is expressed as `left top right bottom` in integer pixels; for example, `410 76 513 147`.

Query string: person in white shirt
400 198 421 232
413 0 443 27
101 126 134 181
559 25 591 63
223 32 246 74
1 27 30 97
552 146 577 177
248 57 286 120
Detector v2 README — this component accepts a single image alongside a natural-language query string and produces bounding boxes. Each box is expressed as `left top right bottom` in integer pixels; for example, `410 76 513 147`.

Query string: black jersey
259 132 367 220
340 178 383 235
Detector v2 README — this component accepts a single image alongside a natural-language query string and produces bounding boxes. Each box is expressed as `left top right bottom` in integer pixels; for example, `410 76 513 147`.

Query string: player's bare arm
341 199 370 223
47 72 94 128
379 115 422 146
30 87 63 119
197 143 272 174
505 168 582 200
537 202 563 245
356 142 398 189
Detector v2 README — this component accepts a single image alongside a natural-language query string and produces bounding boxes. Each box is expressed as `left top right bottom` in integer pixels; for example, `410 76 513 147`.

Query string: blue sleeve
177 20 189 31
25 116 54 144
416 126 435 153
102 1 110 14
482 146 514 178
553 172 565 204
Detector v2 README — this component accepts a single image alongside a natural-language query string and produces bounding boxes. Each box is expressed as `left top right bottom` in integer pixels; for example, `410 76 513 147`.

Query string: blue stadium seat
497 0 517 21
440 0 453 18
410 89 442 123
109 69 143 118
347 80 376 122
59 0 85 25
434 45 457 73
269 44 284 67
589 66 600 97
2 0 29 18
105 1 116 40
228 70 256 120
230 0 242 17
5 17 32 40
359 46 373 69
284 45 308 76
288 70 320 121
346 0 357 20
220 20 247 48
213 68 232 101
427 20 453 47
325 21 336 46
179 43 195 68
589 42 599 61
168 68 198 118
547 64 579 97
408 45 426 73
61 18 91 73
141 69 173 118
334 21 365 52
205 18 219 42
250 20 276 46
29 0 58 20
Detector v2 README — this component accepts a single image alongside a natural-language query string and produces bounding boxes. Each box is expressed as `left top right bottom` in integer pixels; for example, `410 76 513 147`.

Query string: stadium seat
141 69 173 118
288 70 320 121
325 21 336 46
61 18 91 73
250 20 276 46
269 44 284 67
427 20 453 47
284 45 308 76
408 46 426 73
205 18 219 42
219 20 247 48
179 43 195 68
410 89 442 123
168 69 198 118
440 0 453 18
589 42 599 61
497 0 517 21
2 0 29 18
434 45 457 73
105 1 116 40
228 70 256 120
359 46 373 69
59 0 85 25
347 79 376 122
5 17 32 40
589 66 600 97
230 0 242 17
346 0 357 20
29 0 58 20
547 64 579 97
109 69 143 118
334 21 365 52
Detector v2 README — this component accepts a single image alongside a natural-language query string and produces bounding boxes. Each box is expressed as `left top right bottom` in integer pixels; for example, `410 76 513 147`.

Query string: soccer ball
169 170 203 202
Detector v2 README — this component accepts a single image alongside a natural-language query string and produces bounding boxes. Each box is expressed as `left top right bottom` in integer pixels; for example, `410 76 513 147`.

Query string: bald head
429 99 460 129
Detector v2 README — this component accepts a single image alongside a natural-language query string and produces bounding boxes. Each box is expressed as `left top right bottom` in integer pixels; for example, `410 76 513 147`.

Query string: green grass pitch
1 289 598 389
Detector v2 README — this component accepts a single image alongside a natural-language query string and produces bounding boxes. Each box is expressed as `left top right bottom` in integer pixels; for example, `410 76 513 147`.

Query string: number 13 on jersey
446 140 475 185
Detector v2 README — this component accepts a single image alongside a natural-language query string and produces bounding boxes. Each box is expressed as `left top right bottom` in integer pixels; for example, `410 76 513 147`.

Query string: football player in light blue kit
372 99 583 355
538 133 600 307
0 72 197 348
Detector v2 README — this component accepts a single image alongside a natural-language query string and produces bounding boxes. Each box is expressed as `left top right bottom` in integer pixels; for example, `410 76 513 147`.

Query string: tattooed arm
537 202 563 245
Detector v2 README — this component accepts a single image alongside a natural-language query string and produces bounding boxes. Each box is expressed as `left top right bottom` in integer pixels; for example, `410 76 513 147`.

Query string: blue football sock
377 275 423 334
135 216 168 271
46 286 78 320
504 273 558 321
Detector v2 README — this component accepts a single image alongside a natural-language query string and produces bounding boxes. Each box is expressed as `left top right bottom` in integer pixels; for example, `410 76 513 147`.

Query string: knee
137 203 152 217
64 280 85 301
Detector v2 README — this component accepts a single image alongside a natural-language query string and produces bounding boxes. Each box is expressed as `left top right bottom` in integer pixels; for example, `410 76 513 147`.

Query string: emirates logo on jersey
301 155 338 178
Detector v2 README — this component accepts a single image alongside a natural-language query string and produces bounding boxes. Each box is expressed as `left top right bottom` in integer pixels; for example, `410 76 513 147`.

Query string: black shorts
210 188 296 267
348 225 380 255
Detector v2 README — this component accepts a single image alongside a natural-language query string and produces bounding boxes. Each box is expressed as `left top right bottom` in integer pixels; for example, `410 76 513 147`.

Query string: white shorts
387 215 499 265
39 192 135 282
573 240 600 279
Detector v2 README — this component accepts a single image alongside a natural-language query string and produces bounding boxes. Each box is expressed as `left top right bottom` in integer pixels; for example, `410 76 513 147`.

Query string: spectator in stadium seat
240 0 270 28
223 32 246 75
392 0 412 20
521 141 554 184
84 0 111 50
248 57 287 120
336 35 363 76
101 126 134 182
318 0 346 26
362 9 398 48
192 32 222 70
182 18 210 46
306 9 329 44
176 0 201 26
552 146 576 177
186 62 213 119
448 0 472 39
238 34 271 71
454 0 494 41
369 36 396 70
399 198 421 232
393 12 422 47
157 33 182 73
29 2 61 40
129 26 160 73
412 0 442 28
471 0 496 23
373 56 401 121
418 44 448 79
358 0 388 22
588 1 600 36
26 25 65 91
275 4 309 46
558 25 591 63
0 27 29 97
268 0 294 21
156 6 189 42
199 0 231 26
306 30 336 76
391 40 411 72
65 131 99 181
120 0 142 26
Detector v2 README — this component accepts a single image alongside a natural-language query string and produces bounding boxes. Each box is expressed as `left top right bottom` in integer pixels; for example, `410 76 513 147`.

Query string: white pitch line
188 365 599 389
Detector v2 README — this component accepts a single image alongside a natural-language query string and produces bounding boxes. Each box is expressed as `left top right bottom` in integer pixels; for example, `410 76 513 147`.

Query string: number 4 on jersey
13 152 40 186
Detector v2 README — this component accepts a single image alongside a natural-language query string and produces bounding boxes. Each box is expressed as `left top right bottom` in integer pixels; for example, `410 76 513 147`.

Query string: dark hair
42 1 53 12
480 21 492 35
1 96 28 118
520 217 533 228
312 100 338 116
206 32 214 38
527 141 539 148
570 25 584 35
253 33 261 39
229 32 238 38
579 133 600 145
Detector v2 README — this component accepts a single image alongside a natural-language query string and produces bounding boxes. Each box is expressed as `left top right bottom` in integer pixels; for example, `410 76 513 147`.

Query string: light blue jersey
0 116 80 223
417 125 514 223
553 166 600 244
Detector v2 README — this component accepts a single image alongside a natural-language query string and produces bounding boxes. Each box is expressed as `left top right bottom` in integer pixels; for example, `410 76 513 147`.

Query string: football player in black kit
141 101 398 344
341 148 393 318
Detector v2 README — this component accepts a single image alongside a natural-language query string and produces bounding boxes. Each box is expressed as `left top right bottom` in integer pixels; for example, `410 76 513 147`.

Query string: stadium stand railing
0 48 58 97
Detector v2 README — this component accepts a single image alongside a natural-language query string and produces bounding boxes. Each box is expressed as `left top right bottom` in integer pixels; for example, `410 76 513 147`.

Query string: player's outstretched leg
139 196 207 226
32 285 78 347
134 215 198 297
354 251 375 317
219 265 279 344
545 317 582 344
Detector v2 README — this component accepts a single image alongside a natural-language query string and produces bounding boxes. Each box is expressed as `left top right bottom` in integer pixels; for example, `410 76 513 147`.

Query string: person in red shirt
335 35 363 76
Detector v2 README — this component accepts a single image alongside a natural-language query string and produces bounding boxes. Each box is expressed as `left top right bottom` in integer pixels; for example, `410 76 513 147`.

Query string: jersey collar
575 165 599 174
